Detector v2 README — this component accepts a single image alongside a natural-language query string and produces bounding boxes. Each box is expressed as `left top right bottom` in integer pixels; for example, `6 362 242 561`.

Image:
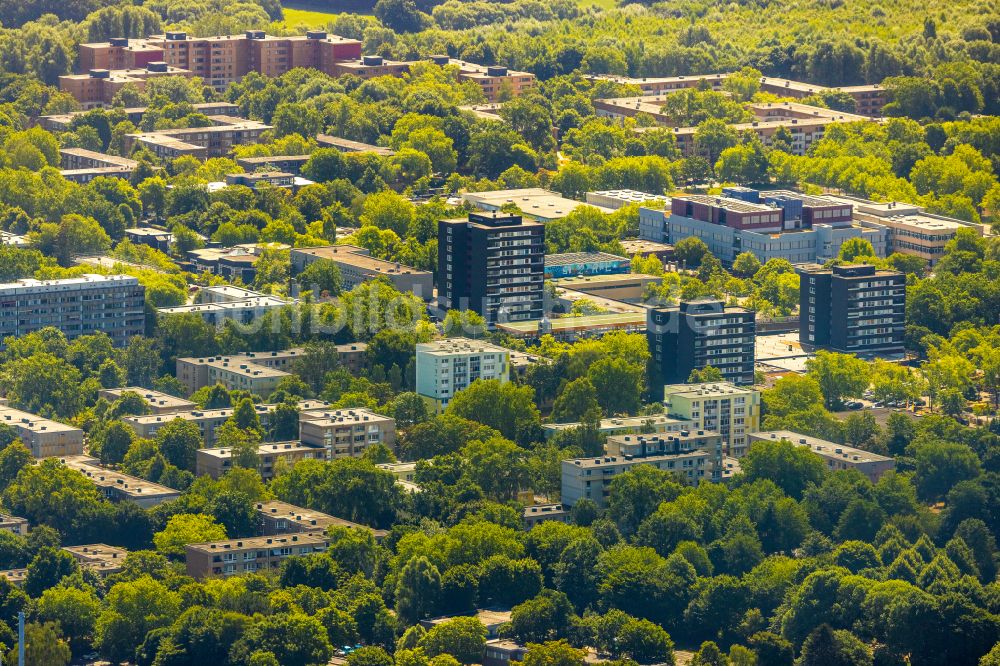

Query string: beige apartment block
255 500 388 540
185 532 328 579
59 455 180 508
0 407 85 458
98 387 196 414
298 408 396 458
196 441 326 480
749 431 895 483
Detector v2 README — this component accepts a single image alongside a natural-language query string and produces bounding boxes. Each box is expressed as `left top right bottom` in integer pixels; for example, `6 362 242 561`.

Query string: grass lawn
279 6 341 28
578 0 619 9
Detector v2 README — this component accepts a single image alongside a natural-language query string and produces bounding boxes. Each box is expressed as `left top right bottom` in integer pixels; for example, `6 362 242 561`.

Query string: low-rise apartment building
663 383 760 458
124 404 272 446
59 62 193 107
606 429 724 480
0 274 145 349
185 532 328 578
315 135 397 156
542 414 690 440
431 57 536 101
415 338 511 411
256 500 388 540
298 408 396 457
59 455 181 508
523 503 571 529
98 387 196 414
562 446 713 508
64 544 129 578
123 116 272 160
585 189 670 210
749 430 894 482
0 407 85 458
196 441 326 479
0 515 28 535
544 252 630 279
289 245 433 299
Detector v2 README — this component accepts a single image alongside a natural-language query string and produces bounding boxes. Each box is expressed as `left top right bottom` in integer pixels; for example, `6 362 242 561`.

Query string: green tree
551 377 601 423
153 513 227 557
446 379 541 445
805 351 872 409
522 641 586 666
96 576 181 664
419 617 487 665
5 621 71 666
396 555 442 625
740 438 826 499
154 418 203 471
36 585 101 655
674 237 710 268
798 624 872 666
24 547 79 598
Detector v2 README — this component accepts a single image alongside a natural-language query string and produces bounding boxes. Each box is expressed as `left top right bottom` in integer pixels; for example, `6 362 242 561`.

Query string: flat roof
59 455 180 498
674 194 778 214
550 272 661 287
565 449 709 469
99 387 196 411
298 407 393 425
187 532 328 554
198 441 322 460
315 135 395 156
463 188 614 218
415 337 510 356
292 245 430 276
0 274 138 292
255 500 387 536
663 382 756 399
0 407 82 435
619 239 673 252
497 311 647 334
752 430 893 463
543 414 688 432
545 251 628 267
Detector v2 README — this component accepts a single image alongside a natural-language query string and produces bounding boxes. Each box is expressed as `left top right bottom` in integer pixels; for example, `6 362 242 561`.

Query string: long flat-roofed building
431 57 536 101
98 387 196 414
289 245 433 299
750 430 894 482
0 274 144 349
64 544 129 578
0 407 85 458
124 404 272 446
177 347 364 394
123 116 272 159
256 500 388 540
185 532 328 578
315 135 397 156
59 62 193 108
59 455 180 508
196 441 326 479
542 414 690 439
544 251 630 279
562 443 714 508
462 188 613 222
298 407 396 457
78 30 363 92
606 429 725 479
586 190 670 210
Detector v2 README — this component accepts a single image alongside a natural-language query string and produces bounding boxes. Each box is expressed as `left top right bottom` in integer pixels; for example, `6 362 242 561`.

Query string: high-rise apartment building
0 275 144 348
798 263 906 355
438 212 544 328
663 382 760 457
415 338 511 411
647 299 756 386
